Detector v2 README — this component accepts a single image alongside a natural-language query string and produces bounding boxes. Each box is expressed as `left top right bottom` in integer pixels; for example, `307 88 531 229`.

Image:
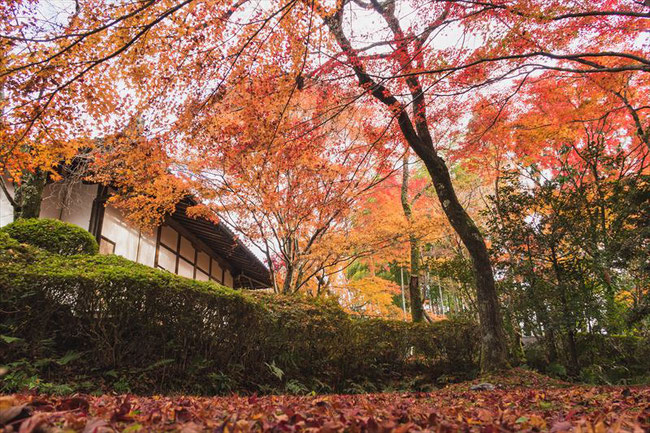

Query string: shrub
575 334 650 384
347 318 480 385
1 218 98 255
0 231 39 263
0 249 479 394
522 333 650 384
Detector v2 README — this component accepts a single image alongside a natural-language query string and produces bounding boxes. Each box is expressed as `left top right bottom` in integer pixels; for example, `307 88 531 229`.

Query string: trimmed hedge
0 234 479 394
0 231 39 262
0 218 99 255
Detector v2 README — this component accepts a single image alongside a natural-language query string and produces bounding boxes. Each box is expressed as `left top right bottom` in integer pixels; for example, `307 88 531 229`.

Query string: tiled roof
171 199 271 289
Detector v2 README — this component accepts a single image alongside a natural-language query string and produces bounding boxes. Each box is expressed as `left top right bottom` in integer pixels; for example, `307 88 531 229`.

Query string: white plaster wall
59 183 97 230
160 225 178 250
37 184 61 220
196 251 210 273
0 178 96 230
179 236 195 262
39 183 97 230
157 246 176 272
100 205 140 262
136 228 157 268
0 178 14 227
196 269 210 282
211 258 223 282
178 258 194 279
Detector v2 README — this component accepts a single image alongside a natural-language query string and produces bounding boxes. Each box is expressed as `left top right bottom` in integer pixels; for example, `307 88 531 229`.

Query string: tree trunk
414 146 510 371
545 324 559 364
282 265 294 295
559 286 579 375
323 10 509 371
408 238 424 322
13 170 48 220
401 152 424 322
550 244 579 375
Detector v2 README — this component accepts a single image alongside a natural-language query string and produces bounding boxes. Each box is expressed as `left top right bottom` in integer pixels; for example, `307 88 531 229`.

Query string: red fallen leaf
146 409 163 423
82 418 112 433
366 417 379 433
290 412 305 423
477 408 494 422
393 422 416 433
110 399 132 423
18 414 46 433
179 422 203 433
57 397 90 413
320 420 344 433
175 408 193 423
379 420 398 433
274 413 289 422
0 405 32 427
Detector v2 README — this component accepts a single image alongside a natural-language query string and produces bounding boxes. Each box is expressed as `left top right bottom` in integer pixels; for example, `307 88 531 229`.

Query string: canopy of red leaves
2 372 648 433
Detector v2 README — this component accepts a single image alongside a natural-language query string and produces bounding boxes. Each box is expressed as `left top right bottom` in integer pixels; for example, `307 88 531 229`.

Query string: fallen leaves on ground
0 382 648 433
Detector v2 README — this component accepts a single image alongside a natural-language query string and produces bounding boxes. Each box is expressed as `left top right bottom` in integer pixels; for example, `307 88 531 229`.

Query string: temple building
0 179 271 289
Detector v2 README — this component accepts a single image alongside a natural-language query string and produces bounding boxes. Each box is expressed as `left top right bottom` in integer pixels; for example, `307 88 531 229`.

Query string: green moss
1 218 98 255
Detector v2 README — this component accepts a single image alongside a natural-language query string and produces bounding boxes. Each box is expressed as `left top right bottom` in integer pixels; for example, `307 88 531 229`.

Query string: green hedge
575 334 650 384
0 235 479 394
0 218 98 255
0 231 39 262
523 333 650 385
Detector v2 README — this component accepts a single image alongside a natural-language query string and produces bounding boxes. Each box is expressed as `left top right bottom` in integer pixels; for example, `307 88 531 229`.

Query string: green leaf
57 351 83 366
141 359 174 372
265 361 284 380
0 335 22 344
123 423 142 433
515 416 529 424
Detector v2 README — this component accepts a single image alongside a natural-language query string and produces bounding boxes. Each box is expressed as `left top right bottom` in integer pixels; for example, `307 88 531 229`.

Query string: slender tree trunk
549 244 579 375
408 237 424 322
282 264 294 295
13 170 48 220
523 237 558 364
401 152 424 322
545 323 559 364
414 146 510 370
559 286 579 375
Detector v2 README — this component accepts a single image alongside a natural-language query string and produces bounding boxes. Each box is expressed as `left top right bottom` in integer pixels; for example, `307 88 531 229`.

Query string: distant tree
480 75 650 374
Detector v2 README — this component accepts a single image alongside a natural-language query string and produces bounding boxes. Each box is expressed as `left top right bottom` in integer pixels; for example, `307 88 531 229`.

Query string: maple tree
197 86 398 295
95 76 398 295
334 274 404 319
342 154 455 321
463 69 650 374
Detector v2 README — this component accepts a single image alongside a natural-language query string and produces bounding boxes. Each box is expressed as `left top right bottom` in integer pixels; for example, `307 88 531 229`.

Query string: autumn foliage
1 0 649 377
1 369 649 433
